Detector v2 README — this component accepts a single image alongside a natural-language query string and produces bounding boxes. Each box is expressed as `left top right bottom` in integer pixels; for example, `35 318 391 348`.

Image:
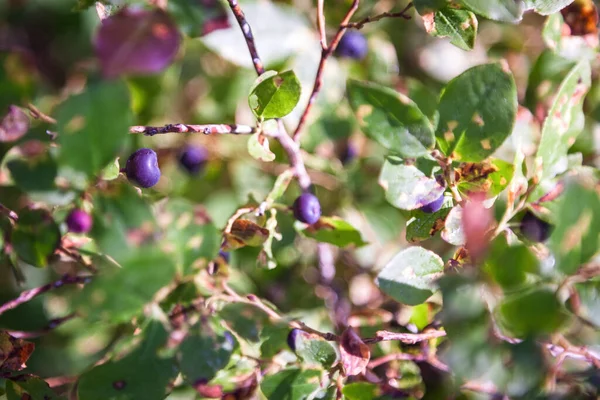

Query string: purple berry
125 148 161 188
179 145 208 175
419 194 445 214
336 31 368 60
520 211 552 243
287 329 301 351
293 193 322 225
66 209 93 234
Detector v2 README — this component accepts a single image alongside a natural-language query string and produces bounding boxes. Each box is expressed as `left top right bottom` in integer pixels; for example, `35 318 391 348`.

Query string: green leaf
347 80 435 158
91 183 155 263
11 208 60 268
291 331 339 368
56 80 132 177
456 159 515 196
76 248 176 323
219 303 266 343
575 280 600 327
524 50 575 112
483 235 539 290
100 157 121 181
168 0 228 38
300 216 367 248
536 61 591 180
497 288 569 337
423 6 478 51
6 376 64 400
178 327 235 384
435 63 517 162
542 12 563 50
260 323 291 358
458 0 524 22
160 199 220 275
7 155 57 192
406 78 439 124
525 0 574 15
378 157 445 211
406 205 452 243
549 180 600 275
249 70 301 119
342 382 378 400
248 132 276 162
260 368 323 400
376 246 444 305
78 321 176 400
413 0 449 14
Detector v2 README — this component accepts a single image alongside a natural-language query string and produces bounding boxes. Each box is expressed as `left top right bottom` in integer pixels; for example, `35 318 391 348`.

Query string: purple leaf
0 106 30 143
94 7 181 78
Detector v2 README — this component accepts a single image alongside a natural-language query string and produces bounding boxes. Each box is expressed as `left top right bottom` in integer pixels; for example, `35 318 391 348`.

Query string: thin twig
292 0 360 142
368 352 449 371
0 275 91 316
129 123 256 136
27 103 57 124
226 0 265 75
316 0 327 50
7 313 78 339
0 203 18 222
343 3 414 30
363 329 446 344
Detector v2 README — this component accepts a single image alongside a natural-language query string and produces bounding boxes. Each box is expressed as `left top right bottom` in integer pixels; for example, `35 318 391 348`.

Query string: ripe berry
179 145 208 175
287 329 301 351
125 148 161 188
336 31 368 60
419 193 445 214
293 193 322 225
66 209 93 234
519 211 552 242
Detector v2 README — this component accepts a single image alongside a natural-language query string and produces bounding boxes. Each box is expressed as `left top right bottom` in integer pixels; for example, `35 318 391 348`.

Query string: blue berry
419 194 445 214
287 329 301 351
293 193 322 224
179 145 208 175
336 31 368 60
125 148 161 188
66 209 93 233
520 211 552 243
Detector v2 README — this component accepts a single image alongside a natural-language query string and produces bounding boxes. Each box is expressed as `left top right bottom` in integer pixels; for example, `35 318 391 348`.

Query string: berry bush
1 0 600 399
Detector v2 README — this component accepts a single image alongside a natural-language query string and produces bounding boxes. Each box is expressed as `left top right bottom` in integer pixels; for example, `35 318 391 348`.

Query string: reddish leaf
94 7 181 78
0 106 29 143
193 380 223 398
0 332 35 372
462 192 494 262
222 219 270 251
339 327 370 376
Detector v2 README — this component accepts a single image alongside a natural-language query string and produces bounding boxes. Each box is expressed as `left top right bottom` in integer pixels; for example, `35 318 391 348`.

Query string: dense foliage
1 0 600 399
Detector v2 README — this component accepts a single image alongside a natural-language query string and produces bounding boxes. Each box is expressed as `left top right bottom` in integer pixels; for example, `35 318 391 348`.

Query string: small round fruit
520 211 552 242
419 194 445 214
179 145 208 175
125 148 161 188
287 329 301 351
336 31 368 60
293 193 322 224
66 209 93 234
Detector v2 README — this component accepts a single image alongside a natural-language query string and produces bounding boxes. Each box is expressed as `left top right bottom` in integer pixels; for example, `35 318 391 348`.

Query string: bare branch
27 103 57 124
129 123 256 136
292 0 360 142
226 0 265 75
343 3 414 30
0 275 91 316
316 0 327 50
368 352 449 371
363 329 447 344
